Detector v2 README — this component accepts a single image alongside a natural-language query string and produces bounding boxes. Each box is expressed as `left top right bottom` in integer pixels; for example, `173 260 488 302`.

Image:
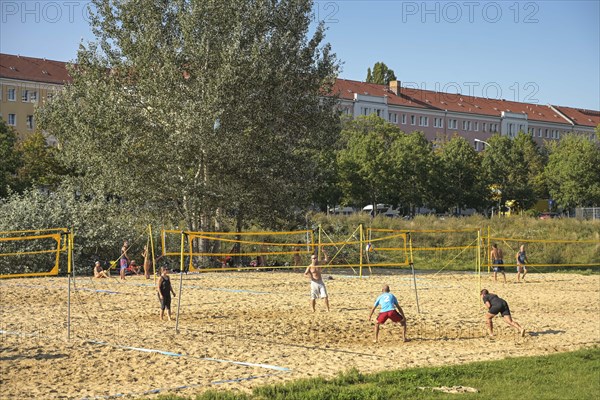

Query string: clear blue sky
1 0 598 110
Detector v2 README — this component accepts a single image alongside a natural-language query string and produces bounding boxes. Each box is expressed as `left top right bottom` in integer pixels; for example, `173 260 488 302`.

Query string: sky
1 0 599 110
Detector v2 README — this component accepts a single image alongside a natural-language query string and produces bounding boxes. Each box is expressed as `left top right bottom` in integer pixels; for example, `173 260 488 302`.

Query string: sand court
1 270 599 399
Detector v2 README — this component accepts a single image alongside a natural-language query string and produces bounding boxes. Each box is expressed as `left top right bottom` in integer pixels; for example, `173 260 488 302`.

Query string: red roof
0 53 71 85
553 106 600 128
333 78 594 126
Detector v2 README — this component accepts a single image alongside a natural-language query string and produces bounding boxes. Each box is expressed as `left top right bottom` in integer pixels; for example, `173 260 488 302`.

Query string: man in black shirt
481 289 525 338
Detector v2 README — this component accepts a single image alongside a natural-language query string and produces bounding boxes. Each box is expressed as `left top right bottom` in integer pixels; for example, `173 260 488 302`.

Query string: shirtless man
304 249 330 312
491 244 506 283
142 245 151 279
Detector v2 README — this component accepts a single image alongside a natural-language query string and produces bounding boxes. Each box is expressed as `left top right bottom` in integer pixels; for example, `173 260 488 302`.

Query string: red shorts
377 310 403 324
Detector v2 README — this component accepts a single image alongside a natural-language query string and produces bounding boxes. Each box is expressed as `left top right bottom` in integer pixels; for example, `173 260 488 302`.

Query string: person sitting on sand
481 289 525 338
368 284 407 343
93 261 110 278
128 260 141 275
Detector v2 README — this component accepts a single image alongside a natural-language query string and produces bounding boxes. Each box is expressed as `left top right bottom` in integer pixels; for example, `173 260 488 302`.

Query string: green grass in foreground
155 346 600 400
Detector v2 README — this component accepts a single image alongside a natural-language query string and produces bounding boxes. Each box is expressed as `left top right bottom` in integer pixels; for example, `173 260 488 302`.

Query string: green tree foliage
545 133 600 208
336 115 399 208
388 131 434 214
365 62 396 85
431 136 485 213
37 0 340 231
15 132 64 190
0 184 153 274
511 132 547 207
0 118 21 197
481 133 546 210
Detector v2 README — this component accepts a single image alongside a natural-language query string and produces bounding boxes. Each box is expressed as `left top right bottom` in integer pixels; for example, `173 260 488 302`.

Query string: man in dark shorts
516 245 528 282
481 289 525 337
368 285 407 343
491 244 506 283
157 267 176 321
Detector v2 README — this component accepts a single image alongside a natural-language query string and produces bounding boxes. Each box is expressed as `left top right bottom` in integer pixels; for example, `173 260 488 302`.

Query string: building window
389 113 397 123
26 115 34 130
401 114 406 124
467 121 472 131
474 122 479 131
30 91 37 102
418 116 429 126
557 131 561 139
410 115 415 125
22 90 29 102
545 129 549 138
8 88 16 101
376 109 381 117
538 128 542 137
448 119 457 129
482 123 487 132
8 114 16 126
433 117 443 128
362 107 369 116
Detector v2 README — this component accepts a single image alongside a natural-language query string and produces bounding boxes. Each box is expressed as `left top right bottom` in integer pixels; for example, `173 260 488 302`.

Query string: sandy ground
1 269 599 399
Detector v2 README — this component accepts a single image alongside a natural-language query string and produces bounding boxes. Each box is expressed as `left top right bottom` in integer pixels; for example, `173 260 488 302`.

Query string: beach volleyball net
161 229 314 272
0 229 70 278
484 235 600 271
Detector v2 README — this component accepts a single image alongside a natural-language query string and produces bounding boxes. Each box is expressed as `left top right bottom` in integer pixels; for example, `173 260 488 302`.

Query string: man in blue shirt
368 285 407 343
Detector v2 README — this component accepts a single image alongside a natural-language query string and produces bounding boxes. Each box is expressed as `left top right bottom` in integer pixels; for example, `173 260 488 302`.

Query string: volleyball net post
408 232 421 314
67 228 73 341
175 230 185 333
359 224 364 277
148 224 157 284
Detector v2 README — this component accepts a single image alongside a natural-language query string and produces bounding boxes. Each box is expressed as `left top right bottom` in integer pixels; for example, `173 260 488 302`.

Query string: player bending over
481 289 525 338
368 284 407 343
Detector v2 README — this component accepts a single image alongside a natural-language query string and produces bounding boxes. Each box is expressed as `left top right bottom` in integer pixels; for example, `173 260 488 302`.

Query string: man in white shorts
304 249 330 312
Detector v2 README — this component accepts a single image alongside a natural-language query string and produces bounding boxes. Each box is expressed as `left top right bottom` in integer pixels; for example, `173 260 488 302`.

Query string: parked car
362 204 390 213
539 212 559 220
328 206 355 216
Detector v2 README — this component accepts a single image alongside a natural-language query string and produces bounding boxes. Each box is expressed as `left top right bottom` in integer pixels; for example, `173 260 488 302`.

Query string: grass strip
155 346 600 400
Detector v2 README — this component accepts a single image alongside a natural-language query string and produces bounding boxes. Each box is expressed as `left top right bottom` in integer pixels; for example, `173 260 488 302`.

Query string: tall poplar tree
365 62 396 85
38 0 340 231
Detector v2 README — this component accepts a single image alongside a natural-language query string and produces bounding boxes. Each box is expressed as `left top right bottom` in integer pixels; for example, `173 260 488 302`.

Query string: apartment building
333 79 599 150
0 53 71 143
2 53 598 149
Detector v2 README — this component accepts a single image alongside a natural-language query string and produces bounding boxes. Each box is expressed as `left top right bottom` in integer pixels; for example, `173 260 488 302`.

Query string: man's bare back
491 247 503 261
